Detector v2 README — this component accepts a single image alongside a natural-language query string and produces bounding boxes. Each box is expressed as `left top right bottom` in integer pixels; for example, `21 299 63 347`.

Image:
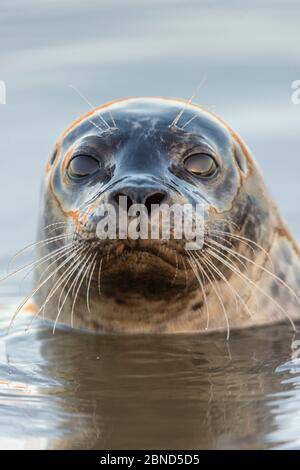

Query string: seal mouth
77 238 195 298
100 239 187 268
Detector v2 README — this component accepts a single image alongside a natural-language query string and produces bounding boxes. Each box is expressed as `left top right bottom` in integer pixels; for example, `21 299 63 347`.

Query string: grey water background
0 0 300 449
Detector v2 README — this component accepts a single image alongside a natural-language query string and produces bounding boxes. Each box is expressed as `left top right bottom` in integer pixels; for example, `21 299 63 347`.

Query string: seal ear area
45 146 60 173
233 143 249 177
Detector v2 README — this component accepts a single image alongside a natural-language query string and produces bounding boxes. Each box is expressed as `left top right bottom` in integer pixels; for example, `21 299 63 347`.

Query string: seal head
35 97 300 333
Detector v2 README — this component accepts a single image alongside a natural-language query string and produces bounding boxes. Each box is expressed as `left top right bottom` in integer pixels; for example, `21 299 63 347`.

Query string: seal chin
83 239 192 299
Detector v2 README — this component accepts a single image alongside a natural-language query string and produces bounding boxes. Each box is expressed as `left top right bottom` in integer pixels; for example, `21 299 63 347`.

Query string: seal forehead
61 97 234 155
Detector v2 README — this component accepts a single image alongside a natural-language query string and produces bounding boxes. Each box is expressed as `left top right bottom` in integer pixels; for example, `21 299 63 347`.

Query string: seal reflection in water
32 97 300 335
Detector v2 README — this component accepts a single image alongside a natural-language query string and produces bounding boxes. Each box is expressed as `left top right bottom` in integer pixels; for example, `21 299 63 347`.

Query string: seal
26 97 300 335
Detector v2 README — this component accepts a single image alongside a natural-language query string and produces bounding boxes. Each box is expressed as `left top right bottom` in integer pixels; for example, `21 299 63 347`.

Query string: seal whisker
60 258 87 315
57 249 90 312
209 229 273 268
186 253 210 330
9 246 83 332
20 244 78 302
85 254 94 287
1 241 74 284
30 246 87 322
20 243 77 285
171 250 179 284
43 222 69 230
86 254 97 313
71 250 95 328
205 246 297 331
6 232 74 274
205 237 248 271
180 113 198 130
203 244 262 320
96 258 103 297
180 255 189 293
208 237 300 309
208 231 254 254
71 247 94 297
86 118 106 135
69 85 111 131
204 238 259 315
188 251 230 339
169 79 206 129
108 110 117 129
191 251 230 339
199 251 240 318
52 252 90 333
77 176 127 212
198 248 254 320
169 94 196 129
35 245 79 285
29 249 86 332
43 222 71 236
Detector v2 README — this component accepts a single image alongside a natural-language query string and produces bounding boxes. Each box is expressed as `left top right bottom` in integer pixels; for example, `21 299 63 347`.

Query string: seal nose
112 189 167 214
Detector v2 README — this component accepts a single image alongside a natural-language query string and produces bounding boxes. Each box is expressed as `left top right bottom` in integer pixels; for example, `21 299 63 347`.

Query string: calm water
1 0 300 450
1 307 300 450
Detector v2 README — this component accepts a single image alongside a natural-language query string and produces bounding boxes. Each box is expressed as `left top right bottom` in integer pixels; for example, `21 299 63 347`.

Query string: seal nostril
113 193 134 211
144 192 166 214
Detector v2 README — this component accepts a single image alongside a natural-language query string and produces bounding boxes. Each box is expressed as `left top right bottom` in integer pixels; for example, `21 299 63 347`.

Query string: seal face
33 97 300 334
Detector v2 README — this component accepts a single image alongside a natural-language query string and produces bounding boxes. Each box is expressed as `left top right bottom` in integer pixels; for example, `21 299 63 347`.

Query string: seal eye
184 153 217 178
68 155 100 178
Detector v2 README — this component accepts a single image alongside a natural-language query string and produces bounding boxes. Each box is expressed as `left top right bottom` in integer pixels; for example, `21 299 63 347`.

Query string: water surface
1 307 300 449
